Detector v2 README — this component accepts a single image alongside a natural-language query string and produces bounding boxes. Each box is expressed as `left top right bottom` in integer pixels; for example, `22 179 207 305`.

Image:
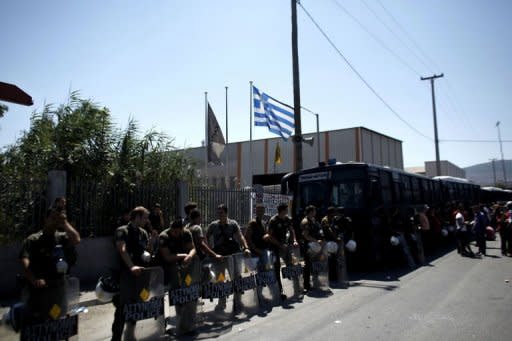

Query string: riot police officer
111 206 150 341
19 207 80 292
301 205 324 291
266 202 299 299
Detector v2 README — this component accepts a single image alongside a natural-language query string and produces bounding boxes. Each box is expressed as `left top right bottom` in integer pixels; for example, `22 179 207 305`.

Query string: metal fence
67 178 178 237
189 186 254 230
0 175 285 241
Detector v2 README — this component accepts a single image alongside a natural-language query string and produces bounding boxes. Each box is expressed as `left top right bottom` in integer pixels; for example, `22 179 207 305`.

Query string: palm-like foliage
0 93 198 240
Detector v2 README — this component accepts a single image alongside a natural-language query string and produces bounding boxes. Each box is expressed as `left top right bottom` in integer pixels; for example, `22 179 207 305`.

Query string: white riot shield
334 240 349 289
19 276 80 341
411 231 426 266
255 250 281 309
232 253 259 316
397 232 416 269
196 256 234 336
280 246 304 300
120 267 165 341
167 258 202 336
310 246 330 292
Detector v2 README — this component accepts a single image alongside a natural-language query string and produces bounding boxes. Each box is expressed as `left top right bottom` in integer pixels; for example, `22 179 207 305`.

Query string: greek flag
253 85 295 140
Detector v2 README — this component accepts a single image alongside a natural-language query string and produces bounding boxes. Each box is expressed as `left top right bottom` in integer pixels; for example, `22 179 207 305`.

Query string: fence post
175 181 189 219
47 170 67 208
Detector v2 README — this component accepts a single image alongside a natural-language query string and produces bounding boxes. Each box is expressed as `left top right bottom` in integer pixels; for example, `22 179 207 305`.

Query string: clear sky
1 0 511 168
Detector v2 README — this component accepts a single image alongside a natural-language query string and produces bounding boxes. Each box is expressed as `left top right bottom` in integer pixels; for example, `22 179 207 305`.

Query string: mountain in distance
464 160 512 186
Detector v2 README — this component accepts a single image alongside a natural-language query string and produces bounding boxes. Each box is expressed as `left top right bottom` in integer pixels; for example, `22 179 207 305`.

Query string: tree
0 103 7 117
0 92 198 240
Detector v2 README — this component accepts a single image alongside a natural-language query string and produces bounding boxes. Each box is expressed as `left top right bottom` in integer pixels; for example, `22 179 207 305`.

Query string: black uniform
301 217 324 291
268 215 293 293
112 223 149 341
206 219 242 256
19 230 77 313
19 230 75 281
246 217 268 255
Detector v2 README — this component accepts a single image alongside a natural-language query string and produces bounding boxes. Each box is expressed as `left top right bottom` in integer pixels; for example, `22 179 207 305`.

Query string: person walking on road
455 206 474 257
473 205 488 257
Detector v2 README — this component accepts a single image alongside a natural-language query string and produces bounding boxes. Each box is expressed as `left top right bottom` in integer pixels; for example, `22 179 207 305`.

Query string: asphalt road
2 239 511 340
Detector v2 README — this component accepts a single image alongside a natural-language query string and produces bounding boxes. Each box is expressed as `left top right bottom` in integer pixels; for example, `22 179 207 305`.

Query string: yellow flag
274 143 282 165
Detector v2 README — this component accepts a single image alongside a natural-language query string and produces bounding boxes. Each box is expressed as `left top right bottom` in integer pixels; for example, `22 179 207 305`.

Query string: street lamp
301 106 320 164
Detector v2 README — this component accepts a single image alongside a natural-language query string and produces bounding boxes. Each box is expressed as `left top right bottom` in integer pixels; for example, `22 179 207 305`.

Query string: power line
440 139 512 143
376 0 440 73
298 2 433 142
359 0 429 75
331 0 421 77
373 0 477 136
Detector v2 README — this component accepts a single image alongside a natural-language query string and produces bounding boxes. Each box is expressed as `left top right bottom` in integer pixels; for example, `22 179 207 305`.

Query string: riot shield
280 246 304 300
255 250 281 309
309 246 330 293
232 253 259 316
196 256 234 336
167 257 202 336
120 267 165 341
411 231 426 266
334 240 349 289
19 276 80 341
397 232 416 269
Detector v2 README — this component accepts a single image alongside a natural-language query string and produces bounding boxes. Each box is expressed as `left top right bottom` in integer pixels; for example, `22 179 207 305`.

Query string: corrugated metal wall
184 127 403 187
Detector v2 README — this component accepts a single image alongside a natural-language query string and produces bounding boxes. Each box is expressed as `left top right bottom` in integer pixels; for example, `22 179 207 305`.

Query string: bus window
402 175 412 203
411 177 421 204
380 170 392 204
298 181 330 213
332 181 364 209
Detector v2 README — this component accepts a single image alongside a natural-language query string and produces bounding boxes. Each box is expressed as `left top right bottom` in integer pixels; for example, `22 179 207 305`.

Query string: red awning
0 82 33 106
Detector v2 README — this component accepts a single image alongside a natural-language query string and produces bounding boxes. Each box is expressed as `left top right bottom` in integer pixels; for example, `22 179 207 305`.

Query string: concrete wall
0 237 118 298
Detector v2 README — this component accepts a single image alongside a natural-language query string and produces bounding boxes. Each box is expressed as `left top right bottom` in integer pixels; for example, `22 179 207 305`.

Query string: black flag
207 103 225 165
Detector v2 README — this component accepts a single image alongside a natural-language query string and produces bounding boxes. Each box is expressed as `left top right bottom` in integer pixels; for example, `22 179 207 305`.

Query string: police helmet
345 239 357 252
390 236 400 246
141 251 152 263
326 241 339 254
308 241 322 254
95 276 120 303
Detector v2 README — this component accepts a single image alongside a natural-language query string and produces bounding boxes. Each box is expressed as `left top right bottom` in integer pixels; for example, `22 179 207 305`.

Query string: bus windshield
298 181 330 212
331 180 365 209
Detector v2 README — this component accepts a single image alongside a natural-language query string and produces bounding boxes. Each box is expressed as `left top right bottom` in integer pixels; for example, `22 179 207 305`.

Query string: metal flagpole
204 91 208 185
249 81 254 187
225 86 229 188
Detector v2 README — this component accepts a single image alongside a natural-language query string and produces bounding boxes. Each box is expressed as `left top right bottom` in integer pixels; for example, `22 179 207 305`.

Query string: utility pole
496 121 507 184
421 73 444 176
291 0 303 171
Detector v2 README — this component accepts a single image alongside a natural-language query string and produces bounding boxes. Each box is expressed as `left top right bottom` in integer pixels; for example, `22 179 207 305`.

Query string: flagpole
204 91 208 185
249 81 253 188
225 86 229 188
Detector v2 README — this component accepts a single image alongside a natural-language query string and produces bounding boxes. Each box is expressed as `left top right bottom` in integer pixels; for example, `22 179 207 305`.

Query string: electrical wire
359 0 429 76
372 0 477 136
331 0 421 77
440 139 512 143
375 0 440 73
298 2 433 141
